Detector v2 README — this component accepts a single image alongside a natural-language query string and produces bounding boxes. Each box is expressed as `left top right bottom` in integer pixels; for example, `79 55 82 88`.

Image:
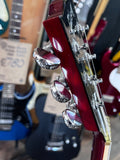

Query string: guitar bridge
45 141 64 152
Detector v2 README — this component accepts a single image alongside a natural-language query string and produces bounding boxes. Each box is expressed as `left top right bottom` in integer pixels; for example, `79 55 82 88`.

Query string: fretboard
0 0 24 128
51 116 64 142
9 0 23 40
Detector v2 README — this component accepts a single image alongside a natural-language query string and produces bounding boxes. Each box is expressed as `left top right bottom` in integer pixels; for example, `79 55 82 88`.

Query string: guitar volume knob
33 48 61 70
50 80 71 103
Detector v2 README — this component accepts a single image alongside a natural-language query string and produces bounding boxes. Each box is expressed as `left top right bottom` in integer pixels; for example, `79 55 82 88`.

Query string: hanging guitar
26 93 82 160
33 0 112 160
100 47 120 116
0 0 9 35
88 18 107 52
0 0 35 140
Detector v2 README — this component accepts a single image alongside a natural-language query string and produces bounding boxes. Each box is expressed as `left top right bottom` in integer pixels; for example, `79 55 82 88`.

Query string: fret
11 13 22 21
0 106 14 111
9 28 20 34
8 35 20 40
13 0 23 4
12 4 23 13
2 84 15 98
11 18 21 23
12 2 23 6
0 113 13 119
11 11 22 15
10 20 21 28
1 98 14 105
10 25 21 30
9 32 20 37
0 119 13 124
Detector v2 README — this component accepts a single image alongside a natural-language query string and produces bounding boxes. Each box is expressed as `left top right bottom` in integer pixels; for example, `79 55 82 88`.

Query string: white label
44 72 66 115
109 68 120 93
0 39 32 84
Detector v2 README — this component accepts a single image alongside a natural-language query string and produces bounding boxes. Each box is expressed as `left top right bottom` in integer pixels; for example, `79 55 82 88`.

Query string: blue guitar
0 83 35 140
0 0 9 35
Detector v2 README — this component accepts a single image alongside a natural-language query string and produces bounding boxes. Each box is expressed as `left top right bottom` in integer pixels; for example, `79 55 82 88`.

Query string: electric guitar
0 0 35 140
0 83 35 140
88 18 107 52
100 47 120 116
26 94 82 160
33 0 111 159
73 0 94 25
0 0 9 35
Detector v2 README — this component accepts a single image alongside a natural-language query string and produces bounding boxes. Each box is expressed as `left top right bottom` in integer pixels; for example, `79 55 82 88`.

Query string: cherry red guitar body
100 48 120 116
42 0 110 160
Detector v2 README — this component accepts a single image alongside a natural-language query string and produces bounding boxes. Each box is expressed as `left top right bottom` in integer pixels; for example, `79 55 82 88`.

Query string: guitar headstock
33 0 111 144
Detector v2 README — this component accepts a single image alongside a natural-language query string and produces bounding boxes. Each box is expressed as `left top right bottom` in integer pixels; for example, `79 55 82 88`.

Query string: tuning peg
50 80 71 103
62 109 82 129
33 48 61 70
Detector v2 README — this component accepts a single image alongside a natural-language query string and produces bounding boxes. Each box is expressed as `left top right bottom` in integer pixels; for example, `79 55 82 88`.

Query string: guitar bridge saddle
45 141 64 152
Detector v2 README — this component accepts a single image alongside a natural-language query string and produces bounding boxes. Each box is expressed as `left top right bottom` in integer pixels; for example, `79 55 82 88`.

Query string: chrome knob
62 109 82 129
50 80 71 103
33 48 61 70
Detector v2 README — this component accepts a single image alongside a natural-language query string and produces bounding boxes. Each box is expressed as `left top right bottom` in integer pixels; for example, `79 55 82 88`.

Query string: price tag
40 67 61 77
0 39 32 84
44 73 67 115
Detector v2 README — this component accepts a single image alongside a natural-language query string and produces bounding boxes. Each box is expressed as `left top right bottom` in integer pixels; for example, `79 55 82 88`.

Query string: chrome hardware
79 43 89 50
57 72 68 88
62 109 82 129
75 24 89 33
65 138 70 144
45 141 64 152
42 40 53 52
73 142 78 148
85 52 96 60
72 136 78 148
66 97 78 112
33 48 60 70
50 80 71 103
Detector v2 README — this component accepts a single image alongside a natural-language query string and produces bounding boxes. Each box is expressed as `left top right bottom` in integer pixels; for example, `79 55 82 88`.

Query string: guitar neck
2 0 24 94
91 132 111 160
9 0 23 40
0 0 24 129
51 116 63 142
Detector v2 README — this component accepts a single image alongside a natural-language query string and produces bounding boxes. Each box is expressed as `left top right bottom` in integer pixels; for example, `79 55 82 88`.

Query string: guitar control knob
33 48 61 70
50 80 71 103
62 109 82 129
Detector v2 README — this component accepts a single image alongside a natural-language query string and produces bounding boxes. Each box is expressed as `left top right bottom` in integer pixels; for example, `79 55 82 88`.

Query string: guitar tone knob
62 109 82 129
50 80 71 103
33 48 61 70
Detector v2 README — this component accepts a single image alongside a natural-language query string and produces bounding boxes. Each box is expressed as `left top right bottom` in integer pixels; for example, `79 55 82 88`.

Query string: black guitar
26 94 83 160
